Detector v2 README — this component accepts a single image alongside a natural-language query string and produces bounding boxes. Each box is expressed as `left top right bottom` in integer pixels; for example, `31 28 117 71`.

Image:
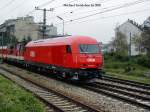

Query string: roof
26 35 98 47
116 19 142 31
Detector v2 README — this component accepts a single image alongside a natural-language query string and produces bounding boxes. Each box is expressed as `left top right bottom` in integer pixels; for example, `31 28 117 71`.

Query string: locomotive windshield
79 44 100 53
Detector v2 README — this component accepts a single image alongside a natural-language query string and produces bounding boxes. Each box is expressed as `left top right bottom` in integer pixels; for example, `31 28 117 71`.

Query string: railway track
83 81 150 110
1 63 150 111
95 81 150 96
102 75 150 90
0 68 100 112
23 67 150 110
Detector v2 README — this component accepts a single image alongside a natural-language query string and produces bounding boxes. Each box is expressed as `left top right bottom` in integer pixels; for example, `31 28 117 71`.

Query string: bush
104 53 129 62
137 56 150 68
114 55 129 62
104 53 150 68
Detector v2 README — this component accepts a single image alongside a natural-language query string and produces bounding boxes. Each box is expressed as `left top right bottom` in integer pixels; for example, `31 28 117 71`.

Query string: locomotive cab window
79 44 100 53
66 45 72 53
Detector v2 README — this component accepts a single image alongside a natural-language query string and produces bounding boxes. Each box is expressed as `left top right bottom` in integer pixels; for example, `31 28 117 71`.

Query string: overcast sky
0 0 150 43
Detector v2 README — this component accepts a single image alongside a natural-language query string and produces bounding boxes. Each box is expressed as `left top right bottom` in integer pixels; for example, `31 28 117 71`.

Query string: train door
64 45 73 67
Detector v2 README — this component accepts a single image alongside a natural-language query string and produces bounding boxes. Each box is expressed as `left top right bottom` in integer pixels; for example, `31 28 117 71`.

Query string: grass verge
0 74 45 112
104 54 150 84
104 62 150 84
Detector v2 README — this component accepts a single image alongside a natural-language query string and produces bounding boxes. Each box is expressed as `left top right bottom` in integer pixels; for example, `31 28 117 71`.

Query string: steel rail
0 67 100 112
83 84 150 110
93 82 150 101
102 75 150 90
95 81 150 95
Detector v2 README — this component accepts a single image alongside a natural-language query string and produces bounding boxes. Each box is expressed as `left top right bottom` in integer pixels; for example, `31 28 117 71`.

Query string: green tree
132 34 144 54
112 31 128 55
22 37 28 46
141 27 150 55
11 35 18 45
22 37 27 42
27 35 32 42
0 32 10 46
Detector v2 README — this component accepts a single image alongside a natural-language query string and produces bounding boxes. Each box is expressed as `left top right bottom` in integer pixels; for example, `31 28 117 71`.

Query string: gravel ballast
0 64 149 112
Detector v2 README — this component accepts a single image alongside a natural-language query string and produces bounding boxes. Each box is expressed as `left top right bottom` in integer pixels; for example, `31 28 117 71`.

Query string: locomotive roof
26 35 97 47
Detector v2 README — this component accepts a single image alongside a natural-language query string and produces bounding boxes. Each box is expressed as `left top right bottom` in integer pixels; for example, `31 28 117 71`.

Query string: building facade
0 16 58 46
38 23 57 38
115 19 142 56
102 42 115 53
0 16 39 43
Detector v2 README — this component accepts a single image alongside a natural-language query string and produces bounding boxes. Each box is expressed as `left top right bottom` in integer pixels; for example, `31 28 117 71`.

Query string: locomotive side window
66 45 72 53
79 44 100 53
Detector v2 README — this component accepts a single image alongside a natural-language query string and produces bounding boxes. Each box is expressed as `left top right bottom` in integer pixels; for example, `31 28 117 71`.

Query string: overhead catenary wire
54 0 150 25
0 0 149 29
36 0 78 10
0 0 56 21
0 0 27 17
27 0 104 21
50 0 146 22
5 0 28 18
0 0 27 23
0 0 16 10
26 0 76 17
58 8 150 26
56 0 120 19
26 0 79 23
11 0 26 12
26 0 56 15
70 0 150 22
47 0 112 20
37 0 56 8
53 0 78 9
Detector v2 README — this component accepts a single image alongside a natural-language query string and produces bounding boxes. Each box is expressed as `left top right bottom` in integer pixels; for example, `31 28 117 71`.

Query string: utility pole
129 32 132 57
35 7 54 39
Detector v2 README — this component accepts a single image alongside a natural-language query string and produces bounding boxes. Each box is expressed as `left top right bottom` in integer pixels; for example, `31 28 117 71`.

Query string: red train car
24 36 103 80
0 46 7 59
0 43 25 61
0 35 103 81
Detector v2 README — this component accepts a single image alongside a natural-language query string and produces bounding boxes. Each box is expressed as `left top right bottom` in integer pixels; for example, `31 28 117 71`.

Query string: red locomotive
0 35 103 81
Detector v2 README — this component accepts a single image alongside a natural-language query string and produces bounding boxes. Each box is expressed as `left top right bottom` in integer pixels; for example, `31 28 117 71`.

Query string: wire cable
8 0 27 15
53 0 78 9
25 0 56 17
55 0 117 18
54 0 150 25
69 0 150 22
64 8 150 26
27 0 81 18
0 0 15 10
37 0 56 8
47 0 111 20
